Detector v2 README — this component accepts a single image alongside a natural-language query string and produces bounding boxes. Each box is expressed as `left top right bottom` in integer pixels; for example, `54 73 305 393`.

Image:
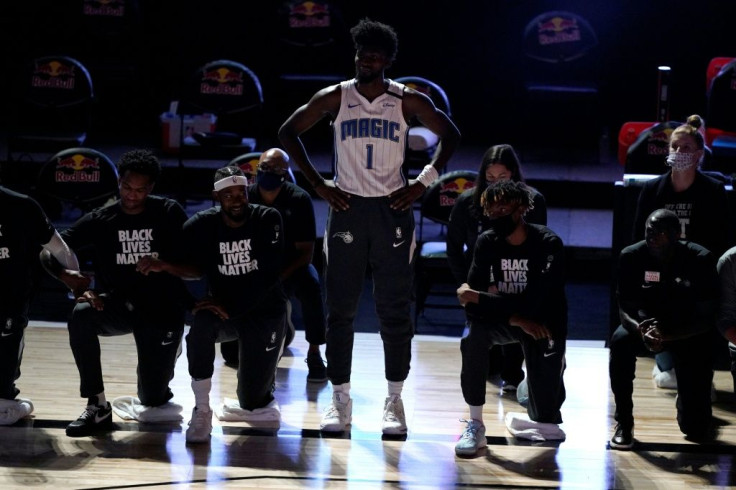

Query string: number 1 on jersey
366 143 373 169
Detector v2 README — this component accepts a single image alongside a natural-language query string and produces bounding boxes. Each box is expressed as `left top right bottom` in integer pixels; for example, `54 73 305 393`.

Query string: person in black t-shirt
42 150 190 437
0 186 84 425
454 180 567 457
145 166 287 444
220 149 327 382
609 209 718 450
447 144 547 394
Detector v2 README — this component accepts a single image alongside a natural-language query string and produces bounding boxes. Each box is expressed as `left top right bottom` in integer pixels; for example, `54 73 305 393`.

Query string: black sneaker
609 423 634 450
306 352 328 383
66 402 113 437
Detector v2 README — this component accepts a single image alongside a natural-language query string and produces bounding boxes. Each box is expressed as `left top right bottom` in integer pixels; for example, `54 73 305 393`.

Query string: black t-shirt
466 224 567 337
0 186 55 316
617 240 718 339
183 204 285 319
633 170 732 257
447 187 547 286
247 182 316 263
61 195 189 310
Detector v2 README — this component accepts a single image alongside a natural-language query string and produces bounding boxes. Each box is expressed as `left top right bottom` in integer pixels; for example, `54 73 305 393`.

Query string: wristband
416 164 439 188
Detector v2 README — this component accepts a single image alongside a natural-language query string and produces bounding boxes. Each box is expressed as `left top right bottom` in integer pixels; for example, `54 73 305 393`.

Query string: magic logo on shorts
218 239 259 276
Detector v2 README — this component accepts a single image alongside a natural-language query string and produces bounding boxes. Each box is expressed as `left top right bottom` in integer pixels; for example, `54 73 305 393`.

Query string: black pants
609 325 713 436
324 197 415 385
488 343 525 386
0 314 28 400
187 303 286 411
68 296 184 406
461 318 566 424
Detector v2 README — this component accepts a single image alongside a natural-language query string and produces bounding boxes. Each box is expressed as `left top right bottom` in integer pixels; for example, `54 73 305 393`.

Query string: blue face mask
256 170 285 191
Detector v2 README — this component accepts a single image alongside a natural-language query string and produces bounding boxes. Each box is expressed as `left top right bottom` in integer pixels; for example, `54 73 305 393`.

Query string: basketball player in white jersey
279 18 460 435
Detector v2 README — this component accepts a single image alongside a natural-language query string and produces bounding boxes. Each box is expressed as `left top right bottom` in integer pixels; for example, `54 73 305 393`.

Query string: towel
215 398 280 424
112 396 183 423
504 412 566 441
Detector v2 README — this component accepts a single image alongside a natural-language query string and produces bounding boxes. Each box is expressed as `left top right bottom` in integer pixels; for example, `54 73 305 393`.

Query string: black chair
395 76 452 178
6 56 95 167
706 58 736 173
414 170 477 325
35 147 119 222
519 11 600 158
176 60 264 170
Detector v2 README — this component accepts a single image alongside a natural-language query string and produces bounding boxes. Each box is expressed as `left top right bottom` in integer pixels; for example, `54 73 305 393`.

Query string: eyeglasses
257 164 288 175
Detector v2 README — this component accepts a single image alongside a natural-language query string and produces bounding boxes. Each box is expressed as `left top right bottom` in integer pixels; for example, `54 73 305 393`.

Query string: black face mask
488 213 517 238
256 170 285 191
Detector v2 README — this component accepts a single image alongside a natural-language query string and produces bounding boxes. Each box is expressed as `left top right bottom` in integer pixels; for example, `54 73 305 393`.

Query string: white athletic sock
191 378 212 411
387 380 404 397
332 382 350 398
469 405 484 425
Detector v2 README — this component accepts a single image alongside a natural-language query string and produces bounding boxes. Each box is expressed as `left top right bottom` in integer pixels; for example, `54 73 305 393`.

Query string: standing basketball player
279 18 460 435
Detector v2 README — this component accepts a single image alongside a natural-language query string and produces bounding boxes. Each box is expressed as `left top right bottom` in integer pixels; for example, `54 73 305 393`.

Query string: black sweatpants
186 303 286 411
609 325 712 436
68 295 184 406
323 196 415 385
461 318 566 424
0 314 28 400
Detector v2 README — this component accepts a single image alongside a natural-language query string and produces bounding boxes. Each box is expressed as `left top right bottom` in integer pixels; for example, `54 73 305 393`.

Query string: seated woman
447 144 547 392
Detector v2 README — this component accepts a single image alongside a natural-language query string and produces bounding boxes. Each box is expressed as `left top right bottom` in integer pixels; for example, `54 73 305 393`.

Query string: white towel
504 412 566 441
215 398 280 424
111 396 183 423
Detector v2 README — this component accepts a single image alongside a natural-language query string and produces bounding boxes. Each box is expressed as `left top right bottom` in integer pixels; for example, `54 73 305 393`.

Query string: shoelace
459 418 480 439
384 401 403 422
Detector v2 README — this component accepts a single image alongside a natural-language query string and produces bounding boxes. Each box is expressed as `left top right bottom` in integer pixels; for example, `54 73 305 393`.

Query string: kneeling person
455 180 567 456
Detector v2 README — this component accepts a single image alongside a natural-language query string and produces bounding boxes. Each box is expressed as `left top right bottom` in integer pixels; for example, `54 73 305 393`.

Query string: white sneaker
0 398 33 425
455 419 487 456
653 366 677 389
186 407 213 443
382 395 407 435
320 392 352 432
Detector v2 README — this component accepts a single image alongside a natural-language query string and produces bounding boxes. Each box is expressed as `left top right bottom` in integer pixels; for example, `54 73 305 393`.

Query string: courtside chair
414 170 477 327
394 76 452 178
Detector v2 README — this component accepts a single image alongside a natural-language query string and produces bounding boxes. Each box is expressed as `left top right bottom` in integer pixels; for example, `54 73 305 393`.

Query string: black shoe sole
66 417 114 437
609 440 634 450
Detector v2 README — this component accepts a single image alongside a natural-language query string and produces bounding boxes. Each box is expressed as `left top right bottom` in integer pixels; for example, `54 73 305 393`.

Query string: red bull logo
200 67 244 96
289 1 331 28
55 153 101 183
537 16 581 46
646 129 673 156
439 177 475 207
32 60 76 90
83 0 125 17
237 158 259 179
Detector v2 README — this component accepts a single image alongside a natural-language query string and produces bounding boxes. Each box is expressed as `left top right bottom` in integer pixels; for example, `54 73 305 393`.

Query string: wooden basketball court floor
2 325 736 489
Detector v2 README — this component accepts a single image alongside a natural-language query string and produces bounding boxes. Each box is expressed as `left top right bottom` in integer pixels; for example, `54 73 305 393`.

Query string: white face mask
666 151 698 171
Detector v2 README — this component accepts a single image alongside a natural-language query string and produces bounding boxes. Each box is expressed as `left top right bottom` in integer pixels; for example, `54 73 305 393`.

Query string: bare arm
135 255 203 280
278 86 351 211
389 90 461 211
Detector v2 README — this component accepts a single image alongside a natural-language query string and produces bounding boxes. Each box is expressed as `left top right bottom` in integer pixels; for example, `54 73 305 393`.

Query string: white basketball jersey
332 79 408 197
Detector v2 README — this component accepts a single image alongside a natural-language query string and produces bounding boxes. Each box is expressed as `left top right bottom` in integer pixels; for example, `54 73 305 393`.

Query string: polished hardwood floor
2 325 736 489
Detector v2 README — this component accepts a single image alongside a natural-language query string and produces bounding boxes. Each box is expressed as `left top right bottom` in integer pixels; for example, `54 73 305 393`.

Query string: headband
214 175 248 191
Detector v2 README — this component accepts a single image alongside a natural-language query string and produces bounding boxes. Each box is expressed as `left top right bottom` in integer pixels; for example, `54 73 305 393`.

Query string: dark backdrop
2 1 735 148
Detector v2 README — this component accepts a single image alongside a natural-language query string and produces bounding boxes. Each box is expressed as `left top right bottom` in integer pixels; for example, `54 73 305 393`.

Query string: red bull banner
32 60 76 90
83 0 125 17
439 177 475 207
288 1 331 28
646 129 674 156
537 16 581 46
201 67 244 96
55 153 101 183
